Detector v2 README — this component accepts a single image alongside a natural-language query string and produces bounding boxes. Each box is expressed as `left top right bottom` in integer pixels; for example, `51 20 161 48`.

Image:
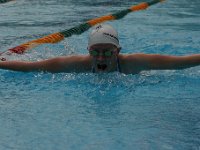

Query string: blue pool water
0 0 200 149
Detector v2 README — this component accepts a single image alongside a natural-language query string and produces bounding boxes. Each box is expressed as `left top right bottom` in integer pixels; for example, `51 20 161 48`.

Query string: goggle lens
90 50 98 56
90 50 113 57
104 51 112 57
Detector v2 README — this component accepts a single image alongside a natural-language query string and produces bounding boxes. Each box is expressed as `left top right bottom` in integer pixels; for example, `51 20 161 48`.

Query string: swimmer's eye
90 50 113 57
104 51 113 57
90 50 98 56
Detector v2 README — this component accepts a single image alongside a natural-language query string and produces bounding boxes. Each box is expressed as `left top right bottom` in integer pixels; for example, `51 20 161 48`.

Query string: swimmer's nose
96 53 105 61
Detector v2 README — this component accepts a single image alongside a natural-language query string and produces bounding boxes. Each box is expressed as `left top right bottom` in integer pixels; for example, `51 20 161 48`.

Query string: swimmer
0 24 200 74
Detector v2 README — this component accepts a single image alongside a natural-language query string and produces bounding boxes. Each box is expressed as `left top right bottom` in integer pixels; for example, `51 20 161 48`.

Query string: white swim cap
88 24 120 48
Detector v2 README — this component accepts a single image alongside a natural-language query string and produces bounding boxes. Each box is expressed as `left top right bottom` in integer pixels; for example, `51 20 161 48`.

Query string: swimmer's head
88 24 120 49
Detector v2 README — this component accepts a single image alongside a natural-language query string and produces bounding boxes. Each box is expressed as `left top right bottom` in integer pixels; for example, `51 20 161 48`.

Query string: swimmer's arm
128 54 200 71
0 56 89 73
0 57 67 72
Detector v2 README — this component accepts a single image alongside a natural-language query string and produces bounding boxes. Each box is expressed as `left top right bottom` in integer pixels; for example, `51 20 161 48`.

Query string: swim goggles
89 50 114 57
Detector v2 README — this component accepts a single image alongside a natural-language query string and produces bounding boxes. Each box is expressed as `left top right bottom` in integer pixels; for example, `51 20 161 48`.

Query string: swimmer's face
88 43 120 72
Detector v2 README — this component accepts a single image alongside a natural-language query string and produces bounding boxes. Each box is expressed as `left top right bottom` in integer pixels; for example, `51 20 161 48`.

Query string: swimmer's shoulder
57 55 92 63
53 55 92 72
118 53 147 74
58 54 92 67
118 53 146 63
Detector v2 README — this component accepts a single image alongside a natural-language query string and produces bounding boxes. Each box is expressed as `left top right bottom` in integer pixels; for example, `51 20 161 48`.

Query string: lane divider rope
0 0 165 61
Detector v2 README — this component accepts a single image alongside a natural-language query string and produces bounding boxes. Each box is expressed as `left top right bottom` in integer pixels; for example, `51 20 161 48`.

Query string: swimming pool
0 0 200 149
